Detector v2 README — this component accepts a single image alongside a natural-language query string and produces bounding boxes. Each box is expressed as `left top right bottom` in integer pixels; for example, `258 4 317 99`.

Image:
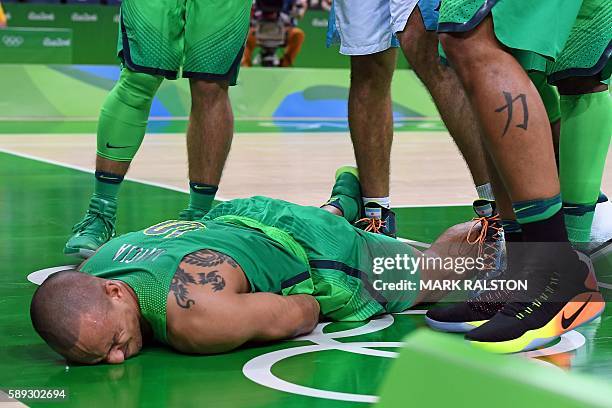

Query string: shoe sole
425 316 488 333
64 246 95 259
518 309 604 352
468 292 605 354
335 165 359 180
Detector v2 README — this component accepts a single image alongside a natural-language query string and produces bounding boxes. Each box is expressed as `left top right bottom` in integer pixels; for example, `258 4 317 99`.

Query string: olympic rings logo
2 35 24 47
243 311 588 403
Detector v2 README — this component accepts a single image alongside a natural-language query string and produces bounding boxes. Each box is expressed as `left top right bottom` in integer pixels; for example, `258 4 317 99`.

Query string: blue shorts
326 0 440 55
418 0 440 31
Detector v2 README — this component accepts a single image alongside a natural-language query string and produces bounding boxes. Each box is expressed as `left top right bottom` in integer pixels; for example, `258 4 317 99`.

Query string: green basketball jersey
80 219 308 344
81 197 421 345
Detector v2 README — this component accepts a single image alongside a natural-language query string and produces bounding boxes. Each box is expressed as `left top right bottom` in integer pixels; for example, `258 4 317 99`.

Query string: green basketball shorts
437 0 611 84
546 0 611 84
117 0 251 83
206 196 421 322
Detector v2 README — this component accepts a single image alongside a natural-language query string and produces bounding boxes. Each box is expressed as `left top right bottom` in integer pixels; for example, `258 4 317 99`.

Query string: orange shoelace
466 214 502 268
356 217 386 234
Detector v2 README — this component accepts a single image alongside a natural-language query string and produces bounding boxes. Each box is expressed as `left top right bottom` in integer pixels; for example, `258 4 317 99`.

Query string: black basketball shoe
465 250 604 353
425 200 507 333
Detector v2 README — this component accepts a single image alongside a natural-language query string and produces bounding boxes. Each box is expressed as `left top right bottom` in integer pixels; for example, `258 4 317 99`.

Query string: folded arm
167 292 320 354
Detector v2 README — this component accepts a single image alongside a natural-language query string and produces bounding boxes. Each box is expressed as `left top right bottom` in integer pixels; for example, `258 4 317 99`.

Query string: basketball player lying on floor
31 167 482 365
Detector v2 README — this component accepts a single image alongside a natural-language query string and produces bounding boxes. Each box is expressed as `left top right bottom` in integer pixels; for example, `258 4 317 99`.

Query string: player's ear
103 280 123 300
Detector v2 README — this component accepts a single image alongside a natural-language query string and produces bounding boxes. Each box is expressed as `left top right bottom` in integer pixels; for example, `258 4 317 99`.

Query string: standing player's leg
439 18 560 203
326 0 419 236
181 79 233 220
558 77 611 245
397 1 507 300
546 0 612 244
398 3 491 199
437 1 604 352
181 0 252 220
65 69 163 257
526 72 611 212
64 0 184 257
348 49 397 227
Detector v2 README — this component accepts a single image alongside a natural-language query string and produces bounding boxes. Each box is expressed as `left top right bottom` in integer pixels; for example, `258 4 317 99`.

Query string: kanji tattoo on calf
495 92 529 137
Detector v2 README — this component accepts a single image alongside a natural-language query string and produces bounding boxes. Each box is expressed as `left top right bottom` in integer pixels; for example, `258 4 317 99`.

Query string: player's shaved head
30 270 111 361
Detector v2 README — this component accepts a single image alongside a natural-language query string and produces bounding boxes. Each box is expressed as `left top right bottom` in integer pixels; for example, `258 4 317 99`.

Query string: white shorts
327 0 419 56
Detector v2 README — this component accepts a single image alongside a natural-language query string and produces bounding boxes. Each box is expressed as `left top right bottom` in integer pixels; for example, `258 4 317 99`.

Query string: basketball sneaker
425 290 510 333
323 166 396 236
322 166 363 223
465 251 605 353
425 199 507 332
64 197 117 258
355 203 397 238
466 200 505 296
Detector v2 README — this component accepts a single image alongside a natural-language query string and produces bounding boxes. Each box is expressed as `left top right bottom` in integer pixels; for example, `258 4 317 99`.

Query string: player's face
67 306 143 365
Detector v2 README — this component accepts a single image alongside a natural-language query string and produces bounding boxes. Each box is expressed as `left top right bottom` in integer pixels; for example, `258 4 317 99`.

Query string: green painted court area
1 64 612 407
2 150 612 407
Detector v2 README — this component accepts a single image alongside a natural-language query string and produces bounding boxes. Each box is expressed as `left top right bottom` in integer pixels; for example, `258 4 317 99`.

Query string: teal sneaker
322 166 363 222
64 197 117 258
178 208 208 221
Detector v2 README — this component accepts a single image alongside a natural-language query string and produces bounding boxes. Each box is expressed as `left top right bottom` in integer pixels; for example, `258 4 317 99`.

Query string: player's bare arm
166 250 320 354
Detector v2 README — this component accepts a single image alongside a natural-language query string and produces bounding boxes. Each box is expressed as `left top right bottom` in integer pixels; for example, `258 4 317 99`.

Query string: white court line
397 237 431 248
0 145 472 209
243 312 589 404
27 265 77 285
0 147 228 202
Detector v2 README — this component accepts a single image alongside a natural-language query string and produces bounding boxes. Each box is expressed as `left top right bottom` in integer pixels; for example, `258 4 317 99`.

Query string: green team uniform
437 0 611 84
118 0 252 82
529 72 561 123
81 197 419 344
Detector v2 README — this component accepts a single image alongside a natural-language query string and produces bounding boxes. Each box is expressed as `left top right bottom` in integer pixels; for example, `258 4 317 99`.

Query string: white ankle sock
362 197 391 209
475 183 495 201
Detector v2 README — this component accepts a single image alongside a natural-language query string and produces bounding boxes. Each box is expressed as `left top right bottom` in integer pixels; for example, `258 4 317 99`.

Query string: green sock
564 204 596 244
93 171 123 205
326 166 362 222
560 90 612 243
188 182 218 212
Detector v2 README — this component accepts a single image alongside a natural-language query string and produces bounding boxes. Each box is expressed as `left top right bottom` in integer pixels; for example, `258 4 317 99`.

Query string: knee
438 32 471 65
399 19 437 72
350 51 396 89
556 76 608 95
115 69 163 108
190 80 229 109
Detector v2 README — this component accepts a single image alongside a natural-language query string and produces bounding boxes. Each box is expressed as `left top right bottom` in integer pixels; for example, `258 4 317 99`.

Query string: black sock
519 209 569 243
